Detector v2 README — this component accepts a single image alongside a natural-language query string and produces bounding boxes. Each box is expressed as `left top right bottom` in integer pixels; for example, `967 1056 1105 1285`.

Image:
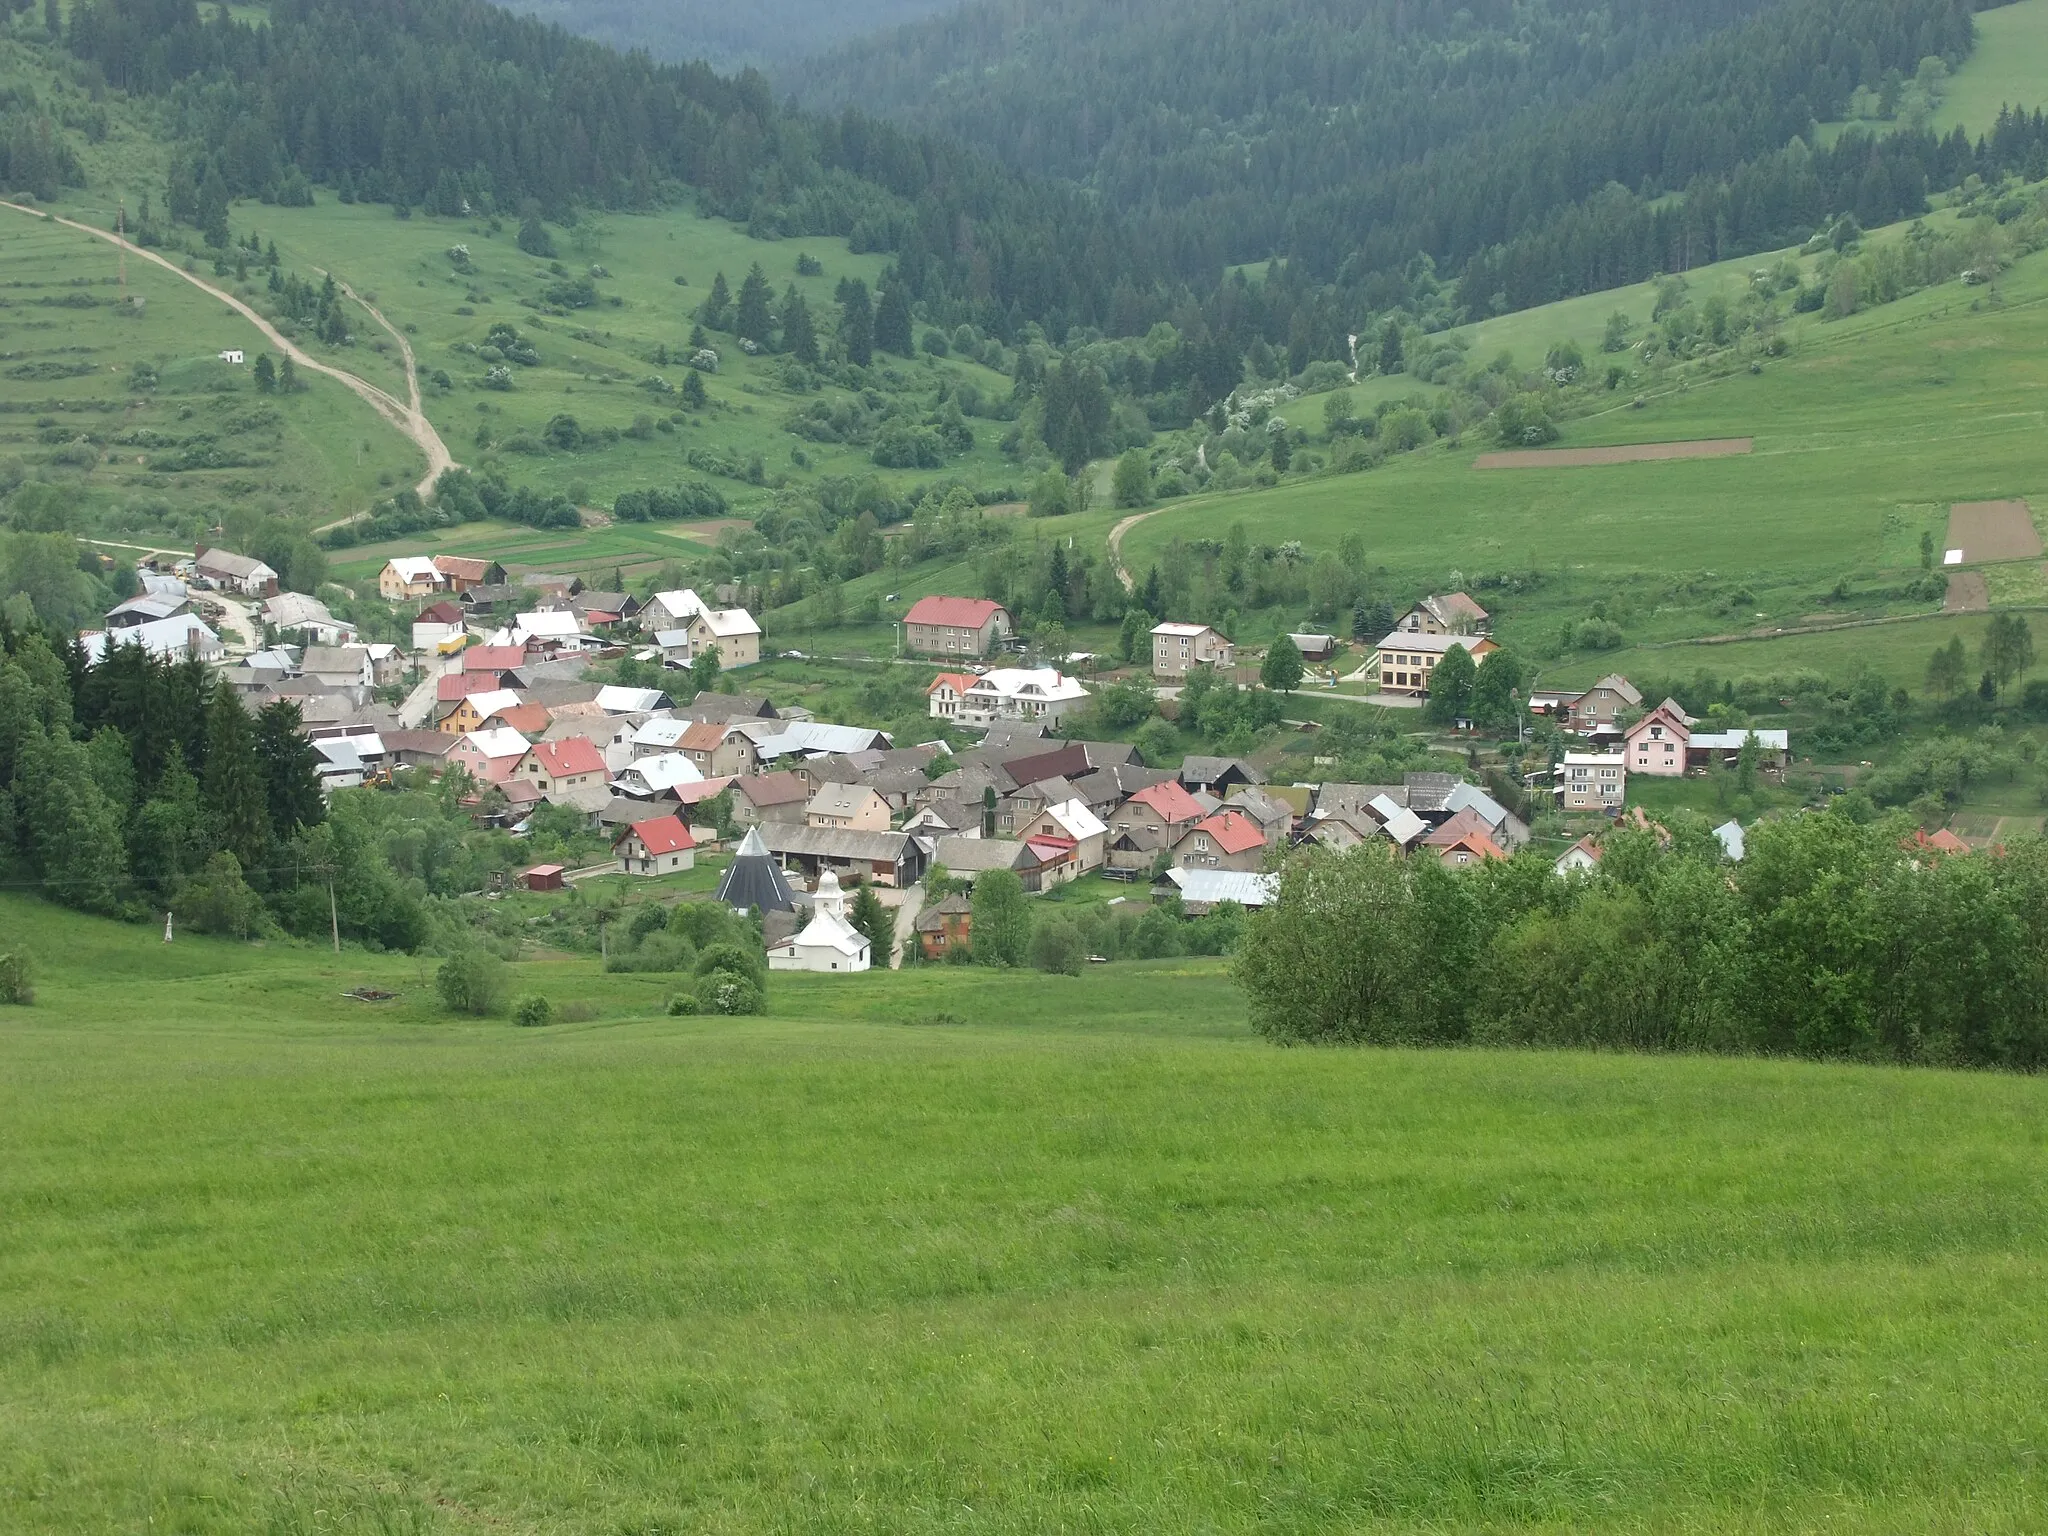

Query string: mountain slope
492 0 964 70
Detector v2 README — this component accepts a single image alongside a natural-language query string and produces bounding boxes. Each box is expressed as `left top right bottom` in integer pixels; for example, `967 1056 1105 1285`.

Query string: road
886 886 924 970
1107 507 1166 592
0 199 456 501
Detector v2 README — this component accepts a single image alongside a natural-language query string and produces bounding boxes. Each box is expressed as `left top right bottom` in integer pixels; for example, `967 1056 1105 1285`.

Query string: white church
765 870 872 974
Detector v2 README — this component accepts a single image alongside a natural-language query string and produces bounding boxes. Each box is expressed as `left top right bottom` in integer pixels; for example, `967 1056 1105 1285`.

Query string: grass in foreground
3 894 2048 1531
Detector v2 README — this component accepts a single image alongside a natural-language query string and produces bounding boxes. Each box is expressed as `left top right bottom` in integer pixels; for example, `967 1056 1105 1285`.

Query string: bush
436 949 505 1016
704 973 764 1015
180 851 266 939
1029 914 1086 975
665 991 699 1016
512 993 553 1028
0 951 32 1005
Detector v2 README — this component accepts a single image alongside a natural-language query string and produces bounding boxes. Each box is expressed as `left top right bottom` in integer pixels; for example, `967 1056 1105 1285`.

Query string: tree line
1237 811 2048 1071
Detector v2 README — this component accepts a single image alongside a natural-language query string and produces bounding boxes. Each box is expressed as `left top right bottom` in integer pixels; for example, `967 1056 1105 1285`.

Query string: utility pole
327 875 340 954
115 201 127 301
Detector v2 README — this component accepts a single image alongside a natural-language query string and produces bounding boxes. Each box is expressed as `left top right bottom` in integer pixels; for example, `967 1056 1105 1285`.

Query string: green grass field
0 207 423 537
6 896 2048 1531
1935 0 2048 136
1121 232 2048 688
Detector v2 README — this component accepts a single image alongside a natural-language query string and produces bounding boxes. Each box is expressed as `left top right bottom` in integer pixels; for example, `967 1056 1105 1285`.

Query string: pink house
447 727 531 784
1623 700 1691 778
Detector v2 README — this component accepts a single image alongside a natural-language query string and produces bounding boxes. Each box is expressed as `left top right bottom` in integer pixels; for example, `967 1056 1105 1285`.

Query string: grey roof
682 691 777 723
1071 764 1174 808
1402 772 1460 813
1713 819 1747 861
807 782 886 818
1180 756 1264 787
913 892 975 930
1166 868 1279 907
933 835 1041 873
715 826 798 912
756 824 925 864
1317 783 1408 819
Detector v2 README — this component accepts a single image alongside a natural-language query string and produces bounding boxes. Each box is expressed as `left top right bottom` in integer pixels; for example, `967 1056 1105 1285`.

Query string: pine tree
874 279 913 356
848 881 893 966
681 370 707 409
780 288 819 365
253 353 276 393
734 263 773 343
838 279 873 367
255 701 325 838
202 688 271 871
278 355 300 393
699 271 731 329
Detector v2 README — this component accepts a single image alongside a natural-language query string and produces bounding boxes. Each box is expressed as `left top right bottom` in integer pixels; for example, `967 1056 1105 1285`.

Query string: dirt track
1945 500 2041 563
1473 437 1754 469
0 200 455 501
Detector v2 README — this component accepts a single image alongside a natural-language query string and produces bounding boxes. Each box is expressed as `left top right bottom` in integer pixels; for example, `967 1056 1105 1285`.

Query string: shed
519 864 567 891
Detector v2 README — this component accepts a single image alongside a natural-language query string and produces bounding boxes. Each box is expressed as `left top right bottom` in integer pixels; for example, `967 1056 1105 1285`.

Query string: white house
191 546 278 597
613 751 706 799
1560 752 1626 813
685 606 762 669
640 588 709 633
1022 797 1109 872
79 615 223 664
511 609 591 649
953 668 1091 729
766 870 872 973
262 591 353 645
613 814 695 876
218 348 244 365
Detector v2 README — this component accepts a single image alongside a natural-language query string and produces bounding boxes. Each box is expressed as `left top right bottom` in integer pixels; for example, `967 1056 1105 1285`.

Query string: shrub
512 993 553 1028
180 851 266 939
704 973 764 1015
0 951 33 1005
1029 914 1086 975
436 949 505 1016
696 941 766 988
665 991 699 1016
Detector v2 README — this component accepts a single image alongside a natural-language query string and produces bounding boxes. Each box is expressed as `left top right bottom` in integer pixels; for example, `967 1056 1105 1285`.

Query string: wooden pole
328 877 340 954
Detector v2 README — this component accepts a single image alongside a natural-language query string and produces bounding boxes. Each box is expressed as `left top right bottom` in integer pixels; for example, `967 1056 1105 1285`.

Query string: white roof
630 717 689 750
461 689 522 720
1166 868 1279 906
784 905 869 959
650 588 709 619
596 685 668 714
1376 631 1489 655
1688 729 1789 751
384 556 442 583
79 615 221 663
1379 807 1429 846
1043 798 1108 842
1152 621 1214 637
1714 819 1747 860
460 727 530 760
262 592 335 628
1563 752 1626 766
964 667 1091 704
1368 793 1406 823
365 643 399 661
513 610 584 640
743 721 892 758
618 752 705 792
108 592 188 622
694 607 761 638
653 629 693 648
138 572 187 598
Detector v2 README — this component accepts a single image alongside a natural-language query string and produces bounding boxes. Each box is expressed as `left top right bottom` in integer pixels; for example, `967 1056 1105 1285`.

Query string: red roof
1907 827 1971 855
489 703 552 734
1191 809 1265 855
904 596 1006 629
669 775 737 806
618 814 694 856
1435 830 1506 863
464 645 527 672
1129 780 1205 824
927 671 978 696
438 671 502 701
526 736 607 780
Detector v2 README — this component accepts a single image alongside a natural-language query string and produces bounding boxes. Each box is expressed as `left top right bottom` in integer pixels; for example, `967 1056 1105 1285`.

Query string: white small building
1559 752 1626 814
218 348 244 365
953 668 1091 729
766 870 872 973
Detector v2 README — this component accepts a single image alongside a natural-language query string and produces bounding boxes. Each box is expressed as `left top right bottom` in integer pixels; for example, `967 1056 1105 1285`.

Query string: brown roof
1423 808 1497 848
434 556 493 582
1001 742 1091 788
526 736 606 779
679 720 732 752
488 703 552 734
736 770 810 807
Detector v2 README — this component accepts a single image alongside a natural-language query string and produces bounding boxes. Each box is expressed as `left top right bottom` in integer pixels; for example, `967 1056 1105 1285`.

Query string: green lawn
5 895 2048 1530
1936 0 2048 137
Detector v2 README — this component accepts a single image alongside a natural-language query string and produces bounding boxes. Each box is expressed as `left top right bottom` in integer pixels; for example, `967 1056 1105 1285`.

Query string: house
997 742 1092 790
432 555 504 592
218 348 244 365
1554 835 1604 875
1222 786 1297 847
1021 798 1108 873
1434 827 1506 866
1366 794 1431 851
675 720 757 779
927 672 977 721
1560 752 1626 813
639 588 710 634
914 892 974 960
510 610 590 650
459 582 525 614
595 685 672 715
902 596 1012 658
1151 621 1235 680
1687 728 1790 772
952 668 1092 729
440 688 522 734
1370 632 1499 697
1164 868 1278 913
571 590 641 628
302 645 376 691
714 826 798 913
1179 756 1264 797
1435 781 1530 850
191 545 278 597
685 606 762 670
806 783 892 832
106 592 193 629
382 729 459 772
378 557 446 601
411 600 467 653
80 615 224 665
1171 809 1269 872
743 721 894 769
731 771 813 826
514 736 610 799
1107 782 1209 867
1071 763 1174 821
932 834 1047 892
1536 674 1644 734
1624 700 1692 778
767 871 871 973
613 752 706 799
261 592 352 646
903 800 978 839
463 644 529 675
1395 592 1490 636
677 691 779 726
614 814 696 876
446 727 531 784
756 825 928 888
1287 633 1340 663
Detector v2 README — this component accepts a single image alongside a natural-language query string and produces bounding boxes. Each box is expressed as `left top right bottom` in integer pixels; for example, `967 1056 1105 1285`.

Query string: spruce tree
838 279 873 367
255 701 325 838
253 353 276 393
780 288 819 366
874 280 913 356
734 263 773 343
848 881 893 966
202 688 271 872
699 271 731 329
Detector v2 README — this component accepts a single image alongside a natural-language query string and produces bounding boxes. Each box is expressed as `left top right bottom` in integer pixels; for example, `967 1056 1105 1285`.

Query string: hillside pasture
1472 436 1753 468
3 896 2048 1530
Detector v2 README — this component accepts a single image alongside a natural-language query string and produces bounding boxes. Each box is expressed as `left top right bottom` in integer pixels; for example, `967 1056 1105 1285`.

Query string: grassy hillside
4 894 2048 1530
1119 221 2048 689
1934 0 2048 135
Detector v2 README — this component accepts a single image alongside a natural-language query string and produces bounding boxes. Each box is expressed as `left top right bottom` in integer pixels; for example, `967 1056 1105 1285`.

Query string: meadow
6 895 2048 1531
0 206 423 538
1120 234 2048 689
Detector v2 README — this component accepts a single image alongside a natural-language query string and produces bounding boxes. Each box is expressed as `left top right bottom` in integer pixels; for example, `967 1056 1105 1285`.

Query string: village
71 541 1816 973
